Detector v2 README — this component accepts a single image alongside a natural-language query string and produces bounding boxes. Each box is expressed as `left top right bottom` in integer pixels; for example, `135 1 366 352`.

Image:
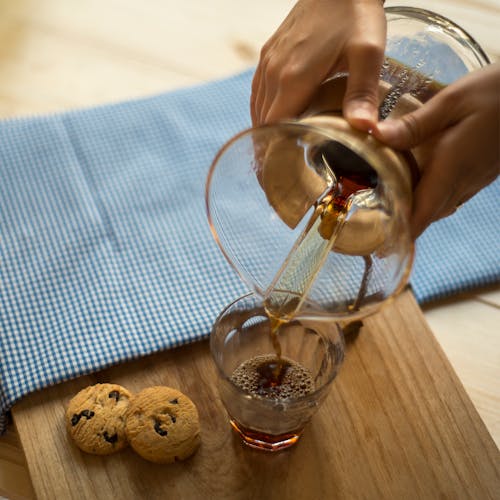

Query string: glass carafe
205 7 490 322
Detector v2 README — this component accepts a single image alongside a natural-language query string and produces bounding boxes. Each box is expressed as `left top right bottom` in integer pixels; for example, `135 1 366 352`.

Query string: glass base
230 419 302 452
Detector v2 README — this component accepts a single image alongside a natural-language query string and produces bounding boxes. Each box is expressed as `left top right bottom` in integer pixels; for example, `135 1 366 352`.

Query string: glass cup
210 292 345 451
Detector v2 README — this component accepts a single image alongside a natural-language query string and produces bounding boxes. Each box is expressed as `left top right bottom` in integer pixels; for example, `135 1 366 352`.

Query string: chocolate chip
108 390 120 402
81 409 95 419
103 431 118 444
154 420 168 437
71 410 95 426
170 415 177 423
169 398 179 404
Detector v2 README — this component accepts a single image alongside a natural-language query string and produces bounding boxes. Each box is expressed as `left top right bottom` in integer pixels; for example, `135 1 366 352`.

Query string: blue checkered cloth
0 70 499 432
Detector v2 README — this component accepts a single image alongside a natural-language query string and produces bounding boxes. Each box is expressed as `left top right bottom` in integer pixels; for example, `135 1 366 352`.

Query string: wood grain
0 427 34 499
13 291 500 500
423 292 500 448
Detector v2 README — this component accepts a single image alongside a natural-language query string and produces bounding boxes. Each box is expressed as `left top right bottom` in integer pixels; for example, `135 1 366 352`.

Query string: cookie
125 386 200 464
66 383 132 455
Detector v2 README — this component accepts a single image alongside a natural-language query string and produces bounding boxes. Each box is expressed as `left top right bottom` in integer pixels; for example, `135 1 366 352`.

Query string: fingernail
345 103 376 130
351 107 373 122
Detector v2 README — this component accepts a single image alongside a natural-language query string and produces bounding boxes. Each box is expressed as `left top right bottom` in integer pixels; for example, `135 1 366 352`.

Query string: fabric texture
0 69 498 432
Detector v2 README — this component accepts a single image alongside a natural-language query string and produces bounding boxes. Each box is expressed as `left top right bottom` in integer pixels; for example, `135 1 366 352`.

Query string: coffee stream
232 62 445 399
264 140 378 347
238 142 380 391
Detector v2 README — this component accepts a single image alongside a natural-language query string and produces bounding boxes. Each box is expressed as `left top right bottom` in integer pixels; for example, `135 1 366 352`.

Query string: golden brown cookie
66 383 132 455
125 386 200 464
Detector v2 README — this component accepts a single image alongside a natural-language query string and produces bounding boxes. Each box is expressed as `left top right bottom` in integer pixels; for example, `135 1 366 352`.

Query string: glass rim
384 6 491 67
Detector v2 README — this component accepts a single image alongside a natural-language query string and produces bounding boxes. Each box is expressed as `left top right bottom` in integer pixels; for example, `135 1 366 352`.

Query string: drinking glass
210 292 345 451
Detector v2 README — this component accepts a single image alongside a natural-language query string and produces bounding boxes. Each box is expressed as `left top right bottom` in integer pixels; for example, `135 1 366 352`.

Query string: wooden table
1 1 498 498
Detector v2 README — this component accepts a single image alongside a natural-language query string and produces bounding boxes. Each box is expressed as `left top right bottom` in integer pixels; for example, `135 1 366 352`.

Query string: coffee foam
230 354 314 399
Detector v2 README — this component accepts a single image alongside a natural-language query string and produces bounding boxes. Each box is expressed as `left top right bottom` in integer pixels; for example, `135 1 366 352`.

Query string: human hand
251 0 386 130
373 63 500 239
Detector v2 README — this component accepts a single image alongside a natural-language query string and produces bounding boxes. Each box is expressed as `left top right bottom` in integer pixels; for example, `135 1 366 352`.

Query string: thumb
342 3 387 131
373 96 449 149
343 46 384 131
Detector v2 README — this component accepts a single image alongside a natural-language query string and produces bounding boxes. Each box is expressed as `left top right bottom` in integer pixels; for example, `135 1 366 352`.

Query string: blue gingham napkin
0 70 498 432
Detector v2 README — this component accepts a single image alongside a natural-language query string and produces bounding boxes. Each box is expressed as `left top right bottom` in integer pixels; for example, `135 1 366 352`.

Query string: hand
373 63 500 239
251 0 386 130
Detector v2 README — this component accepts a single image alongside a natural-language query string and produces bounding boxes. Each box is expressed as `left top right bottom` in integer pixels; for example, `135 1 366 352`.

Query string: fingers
250 2 320 126
374 102 470 238
373 70 499 238
250 64 263 125
410 165 479 238
342 42 385 130
251 64 306 126
343 5 387 130
409 160 454 239
373 92 452 148
408 130 475 238
404 125 498 238
250 0 387 127
251 44 328 126
263 72 319 125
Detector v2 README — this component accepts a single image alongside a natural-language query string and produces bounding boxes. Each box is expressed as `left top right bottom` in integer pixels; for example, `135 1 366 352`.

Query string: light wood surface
12 291 500 499
0 0 498 498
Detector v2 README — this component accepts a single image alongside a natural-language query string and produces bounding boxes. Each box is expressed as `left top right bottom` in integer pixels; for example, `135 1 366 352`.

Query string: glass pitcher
205 7 490 322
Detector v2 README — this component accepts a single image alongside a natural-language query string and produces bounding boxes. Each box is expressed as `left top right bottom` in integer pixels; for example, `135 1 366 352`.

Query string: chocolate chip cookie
125 386 200 464
66 383 132 455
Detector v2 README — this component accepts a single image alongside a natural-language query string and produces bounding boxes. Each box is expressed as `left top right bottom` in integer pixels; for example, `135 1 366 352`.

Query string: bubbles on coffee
230 354 314 400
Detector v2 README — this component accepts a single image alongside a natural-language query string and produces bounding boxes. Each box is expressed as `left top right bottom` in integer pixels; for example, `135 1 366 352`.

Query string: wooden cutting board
13 290 500 499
